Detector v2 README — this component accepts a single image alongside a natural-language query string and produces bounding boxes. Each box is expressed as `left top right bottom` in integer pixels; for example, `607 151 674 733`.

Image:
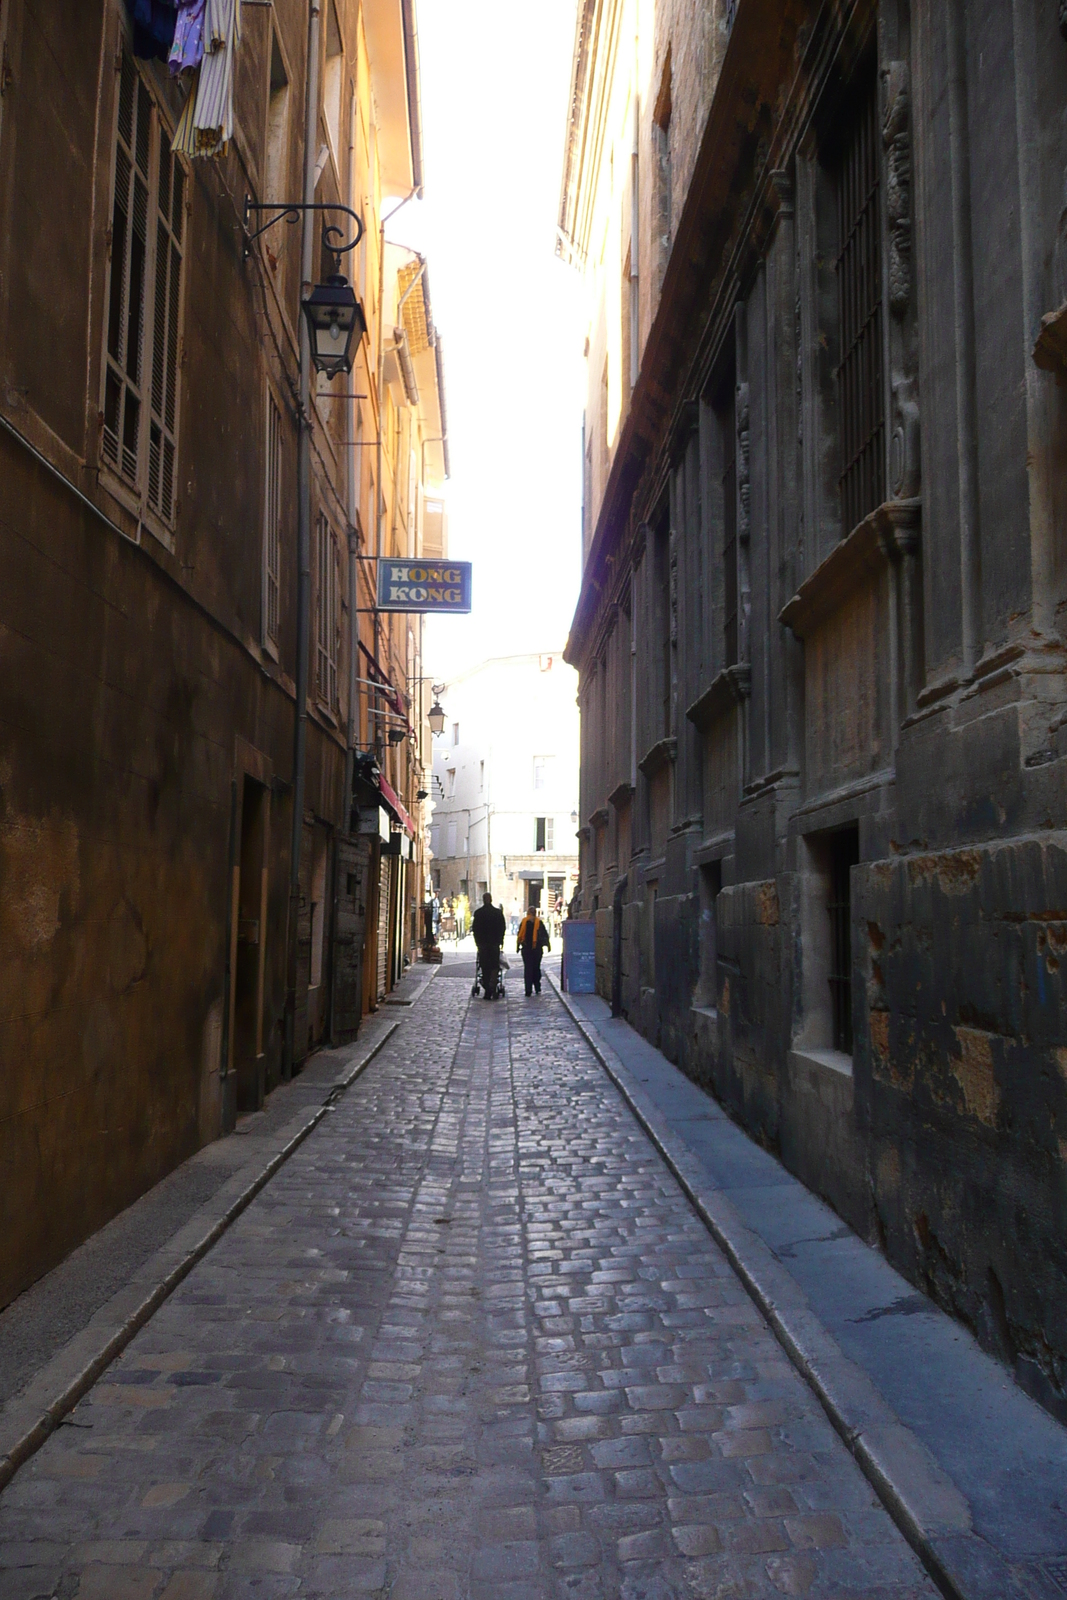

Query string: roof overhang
363 0 424 197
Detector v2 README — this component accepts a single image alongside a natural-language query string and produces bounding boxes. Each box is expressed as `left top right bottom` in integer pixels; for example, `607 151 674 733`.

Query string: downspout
285 0 323 1079
344 427 361 831
344 82 360 833
630 88 640 392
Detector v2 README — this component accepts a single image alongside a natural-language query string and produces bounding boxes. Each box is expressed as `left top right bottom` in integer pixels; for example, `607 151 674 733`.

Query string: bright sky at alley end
386 0 587 680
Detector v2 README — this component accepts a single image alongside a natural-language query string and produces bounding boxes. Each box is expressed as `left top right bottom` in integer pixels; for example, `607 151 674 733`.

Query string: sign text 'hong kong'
376 560 472 614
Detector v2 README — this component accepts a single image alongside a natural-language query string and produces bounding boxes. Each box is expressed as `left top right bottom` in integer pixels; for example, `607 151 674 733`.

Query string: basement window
697 860 722 1008
827 828 859 1053
795 824 860 1071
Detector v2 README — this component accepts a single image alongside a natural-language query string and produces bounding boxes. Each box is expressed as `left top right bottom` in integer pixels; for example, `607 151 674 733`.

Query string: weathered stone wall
567 0 1067 1416
0 429 323 1306
855 837 1067 1416
0 0 393 1307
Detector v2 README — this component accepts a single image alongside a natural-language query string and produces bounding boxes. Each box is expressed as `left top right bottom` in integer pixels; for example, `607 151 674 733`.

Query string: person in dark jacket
517 907 551 996
471 893 506 999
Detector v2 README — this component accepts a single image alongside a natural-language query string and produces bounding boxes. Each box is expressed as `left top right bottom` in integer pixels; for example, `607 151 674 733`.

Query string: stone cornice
638 736 677 779
686 663 752 732
779 500 920 641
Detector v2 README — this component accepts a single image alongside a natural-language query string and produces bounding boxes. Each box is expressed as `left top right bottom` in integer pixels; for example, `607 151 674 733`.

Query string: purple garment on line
169 0 207 74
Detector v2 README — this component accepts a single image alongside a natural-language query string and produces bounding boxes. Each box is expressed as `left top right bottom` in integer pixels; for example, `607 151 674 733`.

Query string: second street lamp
428 700 446 737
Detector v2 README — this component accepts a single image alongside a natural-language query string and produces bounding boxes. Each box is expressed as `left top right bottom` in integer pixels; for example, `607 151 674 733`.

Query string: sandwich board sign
562 919 596 994
376 560 472 613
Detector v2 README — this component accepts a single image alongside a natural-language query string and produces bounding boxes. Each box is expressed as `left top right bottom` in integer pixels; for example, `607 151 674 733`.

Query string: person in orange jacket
517 905 551 996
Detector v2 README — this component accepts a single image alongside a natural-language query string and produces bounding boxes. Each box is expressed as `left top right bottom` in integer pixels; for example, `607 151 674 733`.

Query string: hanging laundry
124 0 177 61
169 0 207 76
172 0 241 159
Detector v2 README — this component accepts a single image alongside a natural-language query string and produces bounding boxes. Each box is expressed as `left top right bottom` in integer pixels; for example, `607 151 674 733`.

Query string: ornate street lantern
301 273 366 378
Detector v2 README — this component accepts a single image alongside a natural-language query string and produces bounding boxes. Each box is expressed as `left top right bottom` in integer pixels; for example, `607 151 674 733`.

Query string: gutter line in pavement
549 975 1027 1600
0 1019 401 1497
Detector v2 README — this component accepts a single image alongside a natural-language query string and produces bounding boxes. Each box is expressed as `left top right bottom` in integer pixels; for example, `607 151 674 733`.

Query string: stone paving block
157 1577 219 1600
0 974 939 1600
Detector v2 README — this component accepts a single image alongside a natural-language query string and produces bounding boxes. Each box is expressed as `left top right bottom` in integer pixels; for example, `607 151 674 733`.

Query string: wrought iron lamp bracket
242 197 365 264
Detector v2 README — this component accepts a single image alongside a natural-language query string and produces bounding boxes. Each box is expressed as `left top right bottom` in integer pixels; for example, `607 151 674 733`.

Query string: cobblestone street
0 966 938 1600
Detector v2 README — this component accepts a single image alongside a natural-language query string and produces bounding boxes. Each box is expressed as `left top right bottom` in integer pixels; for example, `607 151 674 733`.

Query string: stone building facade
0 0 445 1307
560 0 1067 1417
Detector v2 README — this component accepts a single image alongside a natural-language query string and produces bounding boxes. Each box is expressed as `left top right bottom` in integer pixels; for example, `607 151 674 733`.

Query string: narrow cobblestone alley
0 965 939 1600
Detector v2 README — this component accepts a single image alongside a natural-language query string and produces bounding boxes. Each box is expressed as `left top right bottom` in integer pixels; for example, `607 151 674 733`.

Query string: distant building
430 654 579 928
560 0 1067 1416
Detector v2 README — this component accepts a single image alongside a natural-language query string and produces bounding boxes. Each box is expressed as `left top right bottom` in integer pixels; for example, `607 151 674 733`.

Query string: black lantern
428 700 446 737
301 274 366 378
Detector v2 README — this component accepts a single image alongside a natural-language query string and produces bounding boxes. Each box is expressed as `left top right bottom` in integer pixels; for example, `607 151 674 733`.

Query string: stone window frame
262 386 283 658
315 510 340 713
99 42 189 551
794 822 860 1076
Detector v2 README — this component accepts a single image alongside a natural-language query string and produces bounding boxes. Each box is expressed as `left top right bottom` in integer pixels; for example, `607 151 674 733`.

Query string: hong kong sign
376 560 472 613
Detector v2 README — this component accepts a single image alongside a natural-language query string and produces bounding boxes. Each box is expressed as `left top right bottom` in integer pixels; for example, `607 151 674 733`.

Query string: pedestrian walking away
471 891 505 1000
517 904 550 995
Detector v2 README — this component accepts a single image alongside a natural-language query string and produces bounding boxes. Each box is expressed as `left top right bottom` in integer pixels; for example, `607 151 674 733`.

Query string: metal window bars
834 74 885 538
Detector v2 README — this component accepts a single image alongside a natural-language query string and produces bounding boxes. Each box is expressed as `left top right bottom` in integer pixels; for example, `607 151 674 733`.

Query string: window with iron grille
102 50 185 525
263 393 282 649
315 513 339 708
833 70 884 537
718 383 738 667
827 828 859 1053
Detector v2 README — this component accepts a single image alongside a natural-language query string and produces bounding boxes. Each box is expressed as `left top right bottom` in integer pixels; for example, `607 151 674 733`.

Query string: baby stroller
472 950 507 999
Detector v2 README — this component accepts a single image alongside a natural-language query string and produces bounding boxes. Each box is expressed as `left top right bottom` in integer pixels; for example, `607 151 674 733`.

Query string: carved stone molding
638 736 677 778
877 496 922 561
889 375 921 499
668 400 699 466
736 382 751 543
669 532 679 645
686 663 752 732
589 806 610 829
1033 301 1067 375
768 166 794 221
608 780 634 809
882 62 911 318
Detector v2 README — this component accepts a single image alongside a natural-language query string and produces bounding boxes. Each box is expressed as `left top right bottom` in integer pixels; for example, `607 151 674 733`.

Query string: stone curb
549 977 1022 1600
0 1018 401 1497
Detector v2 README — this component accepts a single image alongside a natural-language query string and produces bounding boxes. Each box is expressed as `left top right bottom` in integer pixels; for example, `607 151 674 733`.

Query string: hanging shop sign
376 560 472 614
357 804 392 843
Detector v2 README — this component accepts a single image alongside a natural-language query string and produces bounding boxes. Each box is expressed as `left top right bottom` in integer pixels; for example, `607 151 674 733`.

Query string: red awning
378 773 415 839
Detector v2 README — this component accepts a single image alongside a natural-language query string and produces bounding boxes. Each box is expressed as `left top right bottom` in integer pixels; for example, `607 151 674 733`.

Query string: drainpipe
285 0 323 1080
343 84 360 833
